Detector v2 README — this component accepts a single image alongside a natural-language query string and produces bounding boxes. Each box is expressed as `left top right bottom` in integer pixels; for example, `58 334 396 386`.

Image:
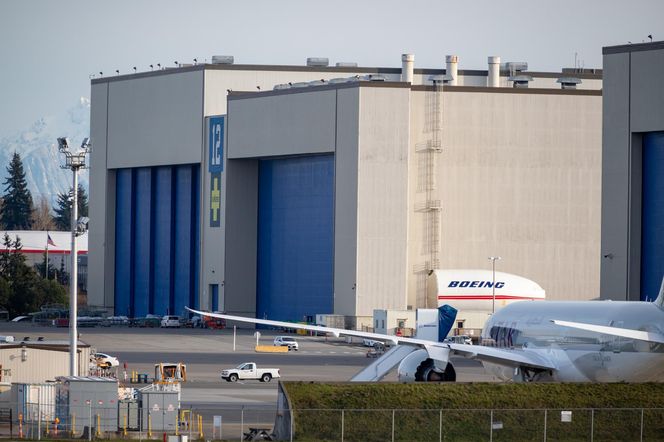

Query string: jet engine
397 349 456 382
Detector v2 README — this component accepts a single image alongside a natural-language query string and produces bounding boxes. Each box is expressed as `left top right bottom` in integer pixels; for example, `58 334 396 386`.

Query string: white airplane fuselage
480 300 664 382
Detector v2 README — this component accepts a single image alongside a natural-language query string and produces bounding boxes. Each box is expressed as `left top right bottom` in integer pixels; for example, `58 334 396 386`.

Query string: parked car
137 315 161 328
362 338 384 347
274 336 299 351
161 315 181 328
444 335 473 345
93 352 119 368
220 362 280 383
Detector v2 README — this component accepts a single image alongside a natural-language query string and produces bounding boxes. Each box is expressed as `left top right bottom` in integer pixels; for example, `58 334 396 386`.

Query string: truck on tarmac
220 362 281 383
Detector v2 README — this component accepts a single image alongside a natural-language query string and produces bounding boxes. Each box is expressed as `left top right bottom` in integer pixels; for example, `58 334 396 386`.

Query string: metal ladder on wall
414 78 444 308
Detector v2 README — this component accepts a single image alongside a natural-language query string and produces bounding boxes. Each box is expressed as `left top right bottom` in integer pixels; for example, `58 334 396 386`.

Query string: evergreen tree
58 255 69 286
0 277 9 310
34 251 57 279
53 185 88 231
0 152 33 230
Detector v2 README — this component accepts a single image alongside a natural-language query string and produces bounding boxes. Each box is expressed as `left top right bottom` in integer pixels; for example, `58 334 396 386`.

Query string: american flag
47 233 56 247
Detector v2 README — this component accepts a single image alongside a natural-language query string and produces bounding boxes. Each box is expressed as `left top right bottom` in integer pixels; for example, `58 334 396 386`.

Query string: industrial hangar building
88 55 602 326
601 41 664 302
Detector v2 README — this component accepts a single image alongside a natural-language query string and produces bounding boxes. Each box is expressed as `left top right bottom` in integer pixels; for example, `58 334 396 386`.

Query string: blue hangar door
114 164 200 317
641 132 664 300
257 155 334 322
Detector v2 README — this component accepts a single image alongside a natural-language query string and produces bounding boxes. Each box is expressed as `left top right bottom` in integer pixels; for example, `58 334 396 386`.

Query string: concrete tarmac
0 322 496 410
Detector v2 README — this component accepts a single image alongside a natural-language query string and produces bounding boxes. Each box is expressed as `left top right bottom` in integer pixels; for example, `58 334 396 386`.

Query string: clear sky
0 0 662 137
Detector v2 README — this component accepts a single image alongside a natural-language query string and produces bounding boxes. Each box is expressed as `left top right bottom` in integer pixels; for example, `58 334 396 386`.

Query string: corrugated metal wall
641 132 664 300
256 155 334 321
0 347 91 384
114 164 200 316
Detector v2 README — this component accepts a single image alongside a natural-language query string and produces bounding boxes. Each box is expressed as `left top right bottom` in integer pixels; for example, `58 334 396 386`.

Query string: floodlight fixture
56 136 91 377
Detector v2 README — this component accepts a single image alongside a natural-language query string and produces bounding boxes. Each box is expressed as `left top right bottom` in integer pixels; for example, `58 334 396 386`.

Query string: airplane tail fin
655 276 664 308
438 304 458 342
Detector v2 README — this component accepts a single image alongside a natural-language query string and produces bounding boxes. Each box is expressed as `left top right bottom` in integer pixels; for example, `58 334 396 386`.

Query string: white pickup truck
220 362 281 383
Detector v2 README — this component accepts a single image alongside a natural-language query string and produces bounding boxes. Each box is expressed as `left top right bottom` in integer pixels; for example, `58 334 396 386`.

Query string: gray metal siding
601 52 632 300
106 71 203 169
334 88 360 316
227 89 337 159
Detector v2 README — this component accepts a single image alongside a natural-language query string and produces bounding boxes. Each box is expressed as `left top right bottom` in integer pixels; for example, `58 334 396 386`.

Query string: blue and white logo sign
209 116 224 173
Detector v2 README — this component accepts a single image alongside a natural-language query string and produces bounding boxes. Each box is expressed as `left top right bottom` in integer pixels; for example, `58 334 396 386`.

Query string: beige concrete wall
355 87 411 316
408 89 602 303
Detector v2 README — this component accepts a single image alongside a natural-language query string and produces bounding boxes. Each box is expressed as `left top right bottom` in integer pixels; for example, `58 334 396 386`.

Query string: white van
160 315 181 328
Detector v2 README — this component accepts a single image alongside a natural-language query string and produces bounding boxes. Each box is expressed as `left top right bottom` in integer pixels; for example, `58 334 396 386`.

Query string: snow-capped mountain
0 98 90 207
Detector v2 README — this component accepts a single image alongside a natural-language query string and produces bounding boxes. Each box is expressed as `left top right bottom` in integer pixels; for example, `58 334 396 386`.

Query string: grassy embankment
283 382 664 441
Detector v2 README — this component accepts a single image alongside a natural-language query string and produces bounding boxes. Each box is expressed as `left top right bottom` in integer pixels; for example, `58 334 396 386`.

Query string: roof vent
557 77 582 89
502 62 528 74
429 74 453 84
360 74 386 82
211 55 234 65
307 57 329 67
336 62 358 67
328 77 352 84
509 75 533 88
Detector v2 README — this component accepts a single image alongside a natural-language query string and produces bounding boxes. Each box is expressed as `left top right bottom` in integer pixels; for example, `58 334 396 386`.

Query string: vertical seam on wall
169 167 176 314
105 83 111 309
190 165 200 310
149 169 156 313
129 169 136 317
626 51 632 300
199 70 206 310
333 89 338 305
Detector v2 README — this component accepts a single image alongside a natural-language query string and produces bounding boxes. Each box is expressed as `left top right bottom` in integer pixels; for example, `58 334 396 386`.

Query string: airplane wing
552 319 664 344
447 343 557 370
187 308 557 371
186 308 435 347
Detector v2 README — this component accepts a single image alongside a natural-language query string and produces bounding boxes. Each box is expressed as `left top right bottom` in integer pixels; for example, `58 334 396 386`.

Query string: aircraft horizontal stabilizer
552 319 664 344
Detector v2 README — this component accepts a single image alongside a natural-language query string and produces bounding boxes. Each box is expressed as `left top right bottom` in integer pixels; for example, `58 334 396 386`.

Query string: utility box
118 399 139 430
55 376 118 434
11 383 57 423
138 384 179 432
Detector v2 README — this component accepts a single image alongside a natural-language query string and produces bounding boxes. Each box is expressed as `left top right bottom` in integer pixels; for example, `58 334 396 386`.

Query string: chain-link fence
2 404 663 441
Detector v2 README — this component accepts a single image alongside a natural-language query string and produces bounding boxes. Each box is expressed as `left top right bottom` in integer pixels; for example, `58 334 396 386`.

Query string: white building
88 54 602 326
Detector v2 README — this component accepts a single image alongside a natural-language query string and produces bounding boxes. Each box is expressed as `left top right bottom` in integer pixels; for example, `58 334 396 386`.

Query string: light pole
488 256 501 314
57 137 91 376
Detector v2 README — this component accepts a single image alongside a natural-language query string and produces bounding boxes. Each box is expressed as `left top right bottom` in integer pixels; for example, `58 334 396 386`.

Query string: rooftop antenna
150 64 154 71
648 34 653 42
133 66 137 73
99 71 103 77
174 61 179 67
193 58 198 65
574 52 578 71
157 63 161 69
115 69 119 76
